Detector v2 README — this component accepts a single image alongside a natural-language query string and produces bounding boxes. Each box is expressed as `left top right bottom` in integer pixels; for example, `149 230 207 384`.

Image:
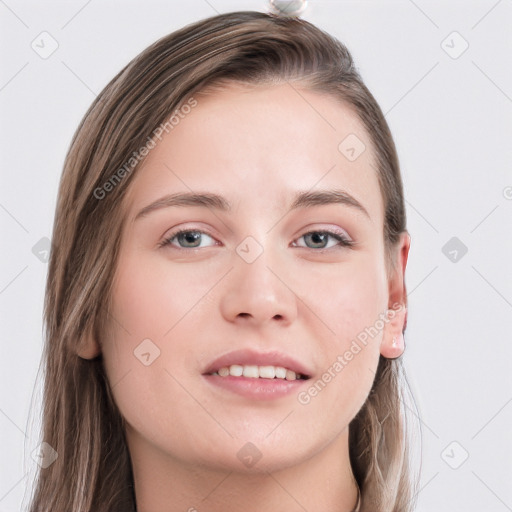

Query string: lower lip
203 374 309 400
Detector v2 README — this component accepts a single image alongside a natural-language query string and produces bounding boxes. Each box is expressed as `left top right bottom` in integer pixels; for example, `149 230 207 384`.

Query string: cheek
295 253 387 414
109 250 216 340
100 251 221 438
303 250 388 341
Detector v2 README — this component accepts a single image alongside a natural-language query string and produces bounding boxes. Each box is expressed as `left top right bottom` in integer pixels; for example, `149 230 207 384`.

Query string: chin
203 451 309 476
200 435 320 475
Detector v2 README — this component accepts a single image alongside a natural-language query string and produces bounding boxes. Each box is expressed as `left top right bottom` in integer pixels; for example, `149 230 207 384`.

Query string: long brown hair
26 11 420 512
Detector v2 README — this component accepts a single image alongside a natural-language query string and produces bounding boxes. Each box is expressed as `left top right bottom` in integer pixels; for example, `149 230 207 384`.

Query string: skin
79 82 410 512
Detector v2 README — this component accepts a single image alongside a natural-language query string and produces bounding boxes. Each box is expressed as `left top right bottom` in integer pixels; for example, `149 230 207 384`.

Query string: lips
202 348 312 380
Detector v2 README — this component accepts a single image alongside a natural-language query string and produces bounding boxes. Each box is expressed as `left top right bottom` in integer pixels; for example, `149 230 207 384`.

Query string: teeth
212 364 304 380
229 364 243 377
274 366 287 379
218 367 230 377
242 365 259 378
285 369 296 381
259 366 275 379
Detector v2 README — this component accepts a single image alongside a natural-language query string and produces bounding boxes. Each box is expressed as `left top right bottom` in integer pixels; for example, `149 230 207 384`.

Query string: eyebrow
134 188 370 220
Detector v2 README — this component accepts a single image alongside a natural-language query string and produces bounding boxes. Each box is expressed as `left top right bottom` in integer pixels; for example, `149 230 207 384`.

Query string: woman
28 10 419 512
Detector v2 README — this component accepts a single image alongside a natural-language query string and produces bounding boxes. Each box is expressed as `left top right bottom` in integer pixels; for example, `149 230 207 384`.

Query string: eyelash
158 228 355 251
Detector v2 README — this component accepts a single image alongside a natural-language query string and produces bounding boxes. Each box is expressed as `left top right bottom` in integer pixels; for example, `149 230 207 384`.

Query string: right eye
158 229 219 250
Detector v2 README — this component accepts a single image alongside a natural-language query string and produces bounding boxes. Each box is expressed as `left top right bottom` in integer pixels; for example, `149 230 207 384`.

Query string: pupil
308 232 326 248
181 232 200 247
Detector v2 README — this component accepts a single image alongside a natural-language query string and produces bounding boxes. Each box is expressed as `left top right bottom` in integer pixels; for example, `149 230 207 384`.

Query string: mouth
202 349 312 400
208 364 310 381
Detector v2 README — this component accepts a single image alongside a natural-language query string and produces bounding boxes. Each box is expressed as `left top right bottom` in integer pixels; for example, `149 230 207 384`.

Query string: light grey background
1 1 511 511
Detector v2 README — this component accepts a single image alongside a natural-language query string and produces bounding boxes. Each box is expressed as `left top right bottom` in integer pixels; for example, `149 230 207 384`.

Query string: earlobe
380 305 407 359
76 330 102 360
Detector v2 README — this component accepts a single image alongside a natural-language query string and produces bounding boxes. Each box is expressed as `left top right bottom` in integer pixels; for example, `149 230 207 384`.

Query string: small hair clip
268 0 308 17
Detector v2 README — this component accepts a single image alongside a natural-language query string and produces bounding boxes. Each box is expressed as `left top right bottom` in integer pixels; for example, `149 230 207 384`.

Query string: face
99 82 406 474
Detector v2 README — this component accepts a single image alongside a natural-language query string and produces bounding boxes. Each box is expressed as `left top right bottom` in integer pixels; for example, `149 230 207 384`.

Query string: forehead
124 82 383 223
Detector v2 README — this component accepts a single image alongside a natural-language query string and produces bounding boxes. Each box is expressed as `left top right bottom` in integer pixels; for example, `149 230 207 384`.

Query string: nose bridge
219 233 298 325
237 235 279 291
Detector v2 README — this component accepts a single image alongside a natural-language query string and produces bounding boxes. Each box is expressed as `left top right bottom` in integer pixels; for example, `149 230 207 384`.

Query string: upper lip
203 348 312 378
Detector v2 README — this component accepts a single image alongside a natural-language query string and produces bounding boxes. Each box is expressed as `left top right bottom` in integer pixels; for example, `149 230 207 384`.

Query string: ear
76 321 102 360
380 231 411 359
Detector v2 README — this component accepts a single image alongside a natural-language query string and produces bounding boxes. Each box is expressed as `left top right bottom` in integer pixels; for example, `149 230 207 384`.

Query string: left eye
294 230 353 250
159 229 353 250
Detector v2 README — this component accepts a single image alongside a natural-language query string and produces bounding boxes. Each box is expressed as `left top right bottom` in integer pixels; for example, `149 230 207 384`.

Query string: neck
128 426 360 512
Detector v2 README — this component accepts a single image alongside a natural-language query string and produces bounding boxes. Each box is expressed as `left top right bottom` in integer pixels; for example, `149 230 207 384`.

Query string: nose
219 243 298 327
